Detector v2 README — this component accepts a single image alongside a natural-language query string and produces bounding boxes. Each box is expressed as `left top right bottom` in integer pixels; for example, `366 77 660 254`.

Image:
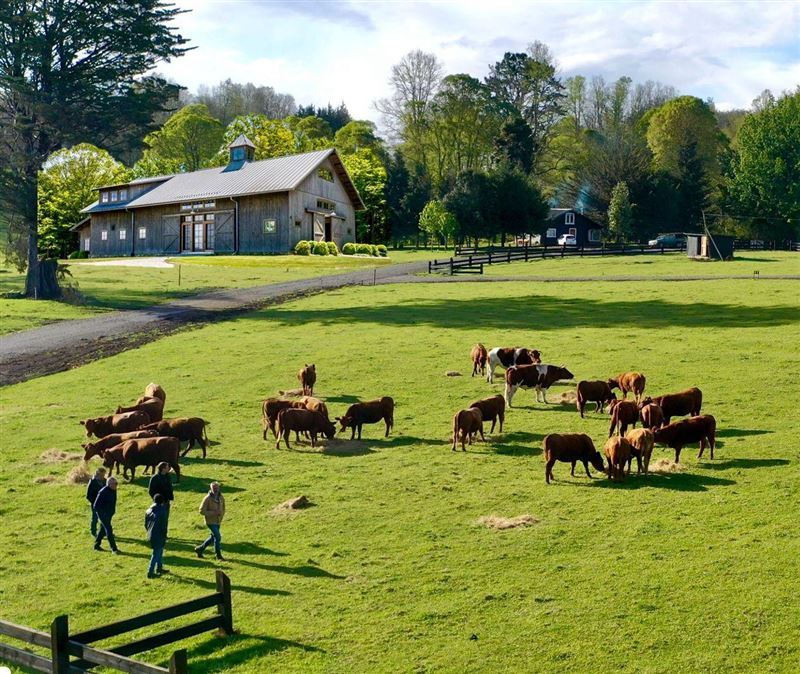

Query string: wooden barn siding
132 204 179 255
237 194 290 253
90 211 130 257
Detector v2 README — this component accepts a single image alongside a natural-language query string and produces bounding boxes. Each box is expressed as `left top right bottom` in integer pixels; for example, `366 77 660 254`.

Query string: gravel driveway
72 256 175 268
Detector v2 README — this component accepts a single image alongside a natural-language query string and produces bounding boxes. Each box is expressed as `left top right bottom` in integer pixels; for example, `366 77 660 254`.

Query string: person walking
145 493 169 578
148 462 174 528
93 477 119 554
195 482 225 561
86 467 106 536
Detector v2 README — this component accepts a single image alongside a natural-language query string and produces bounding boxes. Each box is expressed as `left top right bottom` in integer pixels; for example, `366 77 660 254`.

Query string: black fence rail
0 571 233 674
733 239 799 251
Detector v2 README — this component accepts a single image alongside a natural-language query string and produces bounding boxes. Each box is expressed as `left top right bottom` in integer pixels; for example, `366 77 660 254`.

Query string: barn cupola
225 134 256 171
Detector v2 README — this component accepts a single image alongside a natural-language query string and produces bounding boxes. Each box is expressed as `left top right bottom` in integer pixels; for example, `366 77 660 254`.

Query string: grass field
1 274 799 672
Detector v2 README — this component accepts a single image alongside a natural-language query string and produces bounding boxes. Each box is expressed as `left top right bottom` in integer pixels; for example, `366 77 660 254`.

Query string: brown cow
144 383 166 403
543 433 605 484
576 380 617 417
505 364 574 406
275 408 336 450
80 411 150 438
82 429 159 461
651 388 703 424
141 418 210 458
452 408 483 451
471 343 488 377
262 398 307 440
336 397 395 440
625 428 655 476
486 347 542 383
607 372 646 402
102 436 181 481
469 395 505 433
298 364 316 396
653 415 716 462
638 398 664 430
297 396 329 419
608 399 640 437
116 396 164 423
604 436 633 481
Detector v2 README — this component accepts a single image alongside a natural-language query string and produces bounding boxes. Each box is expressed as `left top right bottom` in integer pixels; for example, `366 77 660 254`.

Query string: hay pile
272 495 314 514
649 458 685 474
445 371 462 377
66 463 92 484
477 514 539 530
556 391 577 406
40 449 82 463
277 388 304 397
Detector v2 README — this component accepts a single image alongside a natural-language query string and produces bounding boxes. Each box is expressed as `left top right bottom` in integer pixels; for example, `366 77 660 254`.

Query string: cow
638 398 664 430
452 408 483 451
298 364 316 396
144 383 166 403
604 436 633 481
607 372 647 402
470 343 488 377
336 397 394 440
608 399 640 437
297 396 329 419
576 380 617 417
504 364 574 407
486 347 542 383
651 388 703 425
116 395 164 423
82 429 159 461
102 436 181 481
262 398 307 440
542 433 605 484
80 411 150 438
141 417 210 458
274 408 336 450
469 395 505 433
625 428 655 476
653 415 716 463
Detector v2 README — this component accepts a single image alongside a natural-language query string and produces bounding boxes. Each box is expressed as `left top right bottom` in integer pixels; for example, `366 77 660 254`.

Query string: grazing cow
298 364 317 396
470 343 488 377
80 411 150 438
638 398 664 430
141 417 210 458
543 433 605 484
625 428 655 476
336 397 395 440
576 380 617 417
144 383 166 403
452 408 483 451
651 388 703 424
608 399 640 437
275 408 336 450
297 396 329 419
261 398 307 440
82 430 158 461
607 372 646 402
469 395 505 433
486 347 542 383
604 436 633 481
653 415 716 463
116 396 164 423
504 364 574 406
102 436 181 481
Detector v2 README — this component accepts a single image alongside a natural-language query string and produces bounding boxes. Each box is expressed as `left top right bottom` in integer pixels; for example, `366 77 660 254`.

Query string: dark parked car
648 233 686 247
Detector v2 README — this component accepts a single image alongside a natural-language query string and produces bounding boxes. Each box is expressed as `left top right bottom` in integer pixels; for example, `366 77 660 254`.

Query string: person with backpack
148 462 175 529
145 493 169 578
86 467 106 536
195 482 225 561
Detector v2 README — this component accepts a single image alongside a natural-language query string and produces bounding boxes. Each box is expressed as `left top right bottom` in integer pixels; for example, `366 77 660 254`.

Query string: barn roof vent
225 134 256 171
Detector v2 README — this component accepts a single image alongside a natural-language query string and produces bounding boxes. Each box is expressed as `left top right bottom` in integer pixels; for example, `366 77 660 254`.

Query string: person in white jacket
194 482 225 560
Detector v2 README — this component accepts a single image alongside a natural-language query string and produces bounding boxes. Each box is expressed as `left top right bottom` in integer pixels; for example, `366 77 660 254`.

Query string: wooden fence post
50 615 70 674
216 571 233 636
169 648 188 674
449 258 454 276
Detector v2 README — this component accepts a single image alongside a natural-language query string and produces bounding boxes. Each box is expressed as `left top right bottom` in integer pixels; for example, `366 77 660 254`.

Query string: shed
686 233 735 260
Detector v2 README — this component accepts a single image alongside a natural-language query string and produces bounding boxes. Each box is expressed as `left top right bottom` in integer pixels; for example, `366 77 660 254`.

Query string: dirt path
72 256 174 268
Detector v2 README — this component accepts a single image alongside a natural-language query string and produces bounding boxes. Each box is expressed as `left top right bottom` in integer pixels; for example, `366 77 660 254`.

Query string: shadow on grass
490 431 543 456
323 394 362 404
702 458 790 470
185 456 265 468
570 471 737 492
171 574 292 598
173 475 247 494
716 428 773 438
188 632 323 673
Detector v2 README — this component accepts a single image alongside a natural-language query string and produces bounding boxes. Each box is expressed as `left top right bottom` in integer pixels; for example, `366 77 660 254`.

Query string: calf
452 408 483 451
141 417 210 458
576 380 617 417
486 347 542 383
102 436 181 481
116 395 164 423
625 428 655 476
607 372 646 402
80 411 150 438
651 387 703 424
336 397 394 440
505 364 574 406
275 408 336 450
604 436 633 481
653 415 716 463
262 398 306 440
297 396 329 419
82 429 158 461
470 343 488 377
638 398 664 430
608 399 640 437
144 383 166 403
469 395 505 433
543 433 605 484
298 364 316 396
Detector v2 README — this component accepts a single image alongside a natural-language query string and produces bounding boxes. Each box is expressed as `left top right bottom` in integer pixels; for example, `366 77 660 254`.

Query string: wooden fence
0 571 233 674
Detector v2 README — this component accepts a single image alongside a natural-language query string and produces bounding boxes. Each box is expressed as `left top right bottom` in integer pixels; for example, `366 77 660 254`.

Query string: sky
159 0 800 125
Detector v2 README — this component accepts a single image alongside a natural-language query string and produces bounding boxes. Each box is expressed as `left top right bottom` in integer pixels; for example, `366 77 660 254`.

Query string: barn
543 208 605 247
686 233 735 260
74 136 364 257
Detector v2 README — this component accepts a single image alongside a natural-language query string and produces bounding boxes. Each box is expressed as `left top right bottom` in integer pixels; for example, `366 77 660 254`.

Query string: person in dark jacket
145 493 169 578
93 477 119 553
86 467 106 536
148 462 174 529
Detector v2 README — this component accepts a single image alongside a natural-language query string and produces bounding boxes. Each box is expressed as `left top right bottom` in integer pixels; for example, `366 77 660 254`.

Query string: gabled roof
70 217 91 232
228 134 256 149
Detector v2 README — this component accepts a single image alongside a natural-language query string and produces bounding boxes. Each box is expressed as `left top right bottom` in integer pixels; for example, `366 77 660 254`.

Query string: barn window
119 189 127 200
295 219 302 227
181 203 192 211
568 227 577 236
588 229 601 242
138 227 147 239
101 192 109 203
193 202 202 210
110 190 118 202
565 212 575 225
318 167 334 182
84 237 90 251
207 213 215 221
101 230 108 241
119 229 126 240
264 219 276 234
317 199 335 211
546 228 556 238
204 201 215 209
347 228 352 234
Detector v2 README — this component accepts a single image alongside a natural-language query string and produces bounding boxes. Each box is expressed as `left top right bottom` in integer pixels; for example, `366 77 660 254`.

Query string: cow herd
466 343 718 482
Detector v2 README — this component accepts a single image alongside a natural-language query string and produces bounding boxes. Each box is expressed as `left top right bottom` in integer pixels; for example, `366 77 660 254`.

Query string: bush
326 241 339 256
294 240 311 256
371 245 380 257
356 243 372 255
67 250 89 259
313 241 329 255
376 245 388 257
342 242 356 255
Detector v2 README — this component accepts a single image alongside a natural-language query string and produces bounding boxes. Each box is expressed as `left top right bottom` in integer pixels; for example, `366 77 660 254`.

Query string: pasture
1 275 799 672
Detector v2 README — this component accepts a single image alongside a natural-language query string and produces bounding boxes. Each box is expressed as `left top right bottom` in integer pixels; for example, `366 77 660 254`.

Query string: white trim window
84 238 90 252
138 227 147 240
101 230 108 241
119 229 126 240
181 203 192 212
119 189 127 200
110 190 118 202
568 227 577 236
565 212 575 225
546 228 557 238
588 229 602 242
264 218 276 234
101 192 109 203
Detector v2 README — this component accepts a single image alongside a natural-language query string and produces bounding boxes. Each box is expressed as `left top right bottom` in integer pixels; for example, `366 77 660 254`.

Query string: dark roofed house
77 136 364 257
544 208 604 247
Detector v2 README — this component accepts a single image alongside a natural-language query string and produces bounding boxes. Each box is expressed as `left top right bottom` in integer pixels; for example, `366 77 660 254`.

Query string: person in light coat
195 482 225 560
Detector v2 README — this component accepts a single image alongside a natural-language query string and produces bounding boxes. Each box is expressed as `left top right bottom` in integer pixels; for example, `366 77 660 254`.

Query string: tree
490 167 549 245
675 141 711 229
334 120 384 156
286 115 333 152
523 41 567 170
194 79 296 125
0 0 188 297
133 104 223 176
38 144 130 258
565 75 587 132
418 199 457 247
607 181 634 241
442 171 494 245
340 149 388 243
298 102 351 133
486 52 532 111
493 117 535 174
385 154 430 244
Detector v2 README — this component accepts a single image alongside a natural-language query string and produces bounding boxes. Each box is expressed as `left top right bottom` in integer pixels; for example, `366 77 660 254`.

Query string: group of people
85 466 227 578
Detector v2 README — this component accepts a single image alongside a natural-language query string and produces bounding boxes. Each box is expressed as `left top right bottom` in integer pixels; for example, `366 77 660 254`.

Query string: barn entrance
181 213 215 252
324 217 332 242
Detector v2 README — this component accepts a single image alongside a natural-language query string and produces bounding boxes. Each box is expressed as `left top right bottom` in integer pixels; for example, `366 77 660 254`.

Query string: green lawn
1 277 799 672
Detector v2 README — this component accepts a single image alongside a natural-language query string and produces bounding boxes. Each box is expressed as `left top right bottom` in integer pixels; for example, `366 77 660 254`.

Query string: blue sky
160 0 800 125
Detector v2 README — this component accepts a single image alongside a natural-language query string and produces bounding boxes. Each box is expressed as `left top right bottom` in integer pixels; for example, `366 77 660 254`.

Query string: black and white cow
504 364 574 406
486 347 542 383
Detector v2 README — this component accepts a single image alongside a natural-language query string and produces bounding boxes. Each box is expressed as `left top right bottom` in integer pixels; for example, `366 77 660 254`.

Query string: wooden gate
214 210 234 253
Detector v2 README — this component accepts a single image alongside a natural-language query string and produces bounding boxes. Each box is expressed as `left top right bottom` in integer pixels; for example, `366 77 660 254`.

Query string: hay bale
649 458 685 474
40 449 82 463
556 391 577 405
66 463 92 485
272 495 314 513
445 371 462 377
477 514 539 530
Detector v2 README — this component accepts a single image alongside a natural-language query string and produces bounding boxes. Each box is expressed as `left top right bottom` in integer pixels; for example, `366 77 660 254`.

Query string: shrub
313 241 329 256
356 243 372 255
376 245 388 257
68 250 89 259
342 242 356 255
326 241 339 256
370 245 380 257
294 240 311 256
